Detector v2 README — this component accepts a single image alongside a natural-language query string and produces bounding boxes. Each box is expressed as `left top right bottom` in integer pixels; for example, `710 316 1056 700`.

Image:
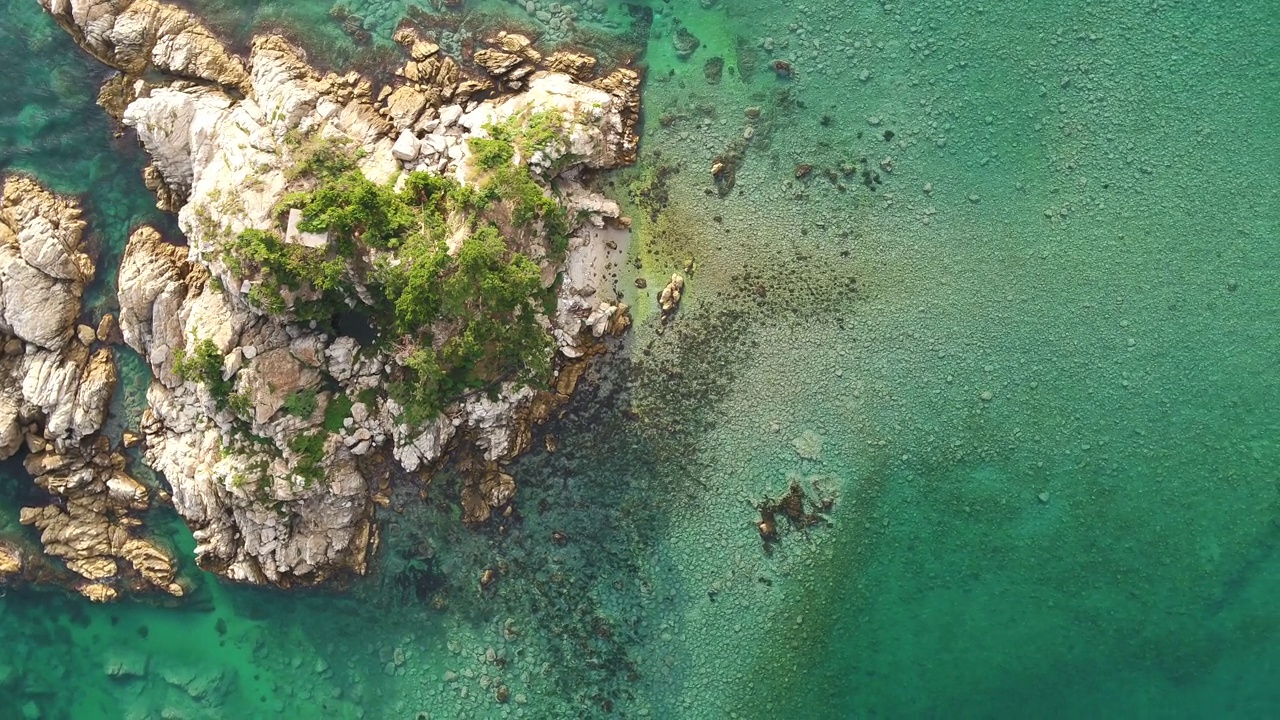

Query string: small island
3 0 642 598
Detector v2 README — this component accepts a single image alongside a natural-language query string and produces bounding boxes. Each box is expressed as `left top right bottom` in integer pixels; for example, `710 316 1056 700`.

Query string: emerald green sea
1 0 1277 717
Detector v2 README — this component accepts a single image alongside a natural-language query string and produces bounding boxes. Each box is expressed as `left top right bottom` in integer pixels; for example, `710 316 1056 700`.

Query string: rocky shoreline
5 0 643 597
0 176 182 602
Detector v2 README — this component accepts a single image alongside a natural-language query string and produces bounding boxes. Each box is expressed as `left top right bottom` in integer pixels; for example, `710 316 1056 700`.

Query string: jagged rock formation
40 0 249 90
659 273 685 316
40 0 642 588
0 175 180 602
117 225 375 585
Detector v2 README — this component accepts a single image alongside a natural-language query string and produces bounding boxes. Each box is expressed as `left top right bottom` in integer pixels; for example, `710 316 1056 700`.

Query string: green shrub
392 347 446 426
224 139 564 428
518 109 566 157
357 387 380 407
470 109 566 172
285 134 361 181
284 389 319 418
297 170 414 251
288 432 327 485
323 393 354 432
227 391 252 419
483 166 570 258
173 338 234 405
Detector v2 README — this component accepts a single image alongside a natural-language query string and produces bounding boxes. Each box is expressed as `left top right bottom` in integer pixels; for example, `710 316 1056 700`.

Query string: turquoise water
2 0 1278 717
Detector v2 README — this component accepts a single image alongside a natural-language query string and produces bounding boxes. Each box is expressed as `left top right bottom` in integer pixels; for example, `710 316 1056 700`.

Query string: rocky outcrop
0 177 90 350
20 438 183 601
0 540 22 579
115 225 372 585
39 0 248 90
659 273 685 315
387 28 640 170
545 51 599 80
45 0 642 589
1 175 180 602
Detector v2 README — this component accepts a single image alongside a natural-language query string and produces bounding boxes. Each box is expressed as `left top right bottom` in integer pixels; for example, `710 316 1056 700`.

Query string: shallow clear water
1 0 1277 717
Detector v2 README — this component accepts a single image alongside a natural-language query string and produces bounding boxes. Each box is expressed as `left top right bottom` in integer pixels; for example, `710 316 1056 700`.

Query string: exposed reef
33 0 643 591
0 175 181 602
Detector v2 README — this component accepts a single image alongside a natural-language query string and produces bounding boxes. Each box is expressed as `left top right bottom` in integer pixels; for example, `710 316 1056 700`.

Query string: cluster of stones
502 0 610 40
0 175 181 602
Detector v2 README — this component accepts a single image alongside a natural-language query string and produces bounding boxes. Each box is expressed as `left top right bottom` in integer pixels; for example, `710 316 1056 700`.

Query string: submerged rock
672 23 702 60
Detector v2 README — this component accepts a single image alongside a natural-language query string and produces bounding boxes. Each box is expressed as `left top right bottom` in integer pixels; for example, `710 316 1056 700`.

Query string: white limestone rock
42 0 643 590
392 128 420 162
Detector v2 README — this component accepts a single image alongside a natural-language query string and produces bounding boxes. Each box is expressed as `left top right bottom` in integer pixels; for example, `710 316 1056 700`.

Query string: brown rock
392 27 416 46
592 69 643 165
106 472 150 512
555 360 589 397
383 85 427 129
0 540 22 577
435 57 462 90
142 163 186 211
546 51 598 79
398 61 420 83
66 556 118 581
461 460 517 525
495 32 533 55
453 79 493 103
461 479 488 524
96 73 138 123
411 40 440 61
474 49 524 76
241 348 320 424
78 582 118 603
96 313 121 344
41 0 250 92
608 303 633 336
120 537 181 596
482 469 516 510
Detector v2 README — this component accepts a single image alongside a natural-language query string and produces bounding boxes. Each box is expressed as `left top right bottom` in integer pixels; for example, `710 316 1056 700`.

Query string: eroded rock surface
1 175 180 602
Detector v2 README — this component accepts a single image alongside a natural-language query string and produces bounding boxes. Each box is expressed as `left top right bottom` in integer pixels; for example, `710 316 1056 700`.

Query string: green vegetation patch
467 108 573 175
173 338 234 406
283 132 363 181
219 140 564 428
516 109 567 158
468 136 515 170
481 166 571 258
323 393 354 432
